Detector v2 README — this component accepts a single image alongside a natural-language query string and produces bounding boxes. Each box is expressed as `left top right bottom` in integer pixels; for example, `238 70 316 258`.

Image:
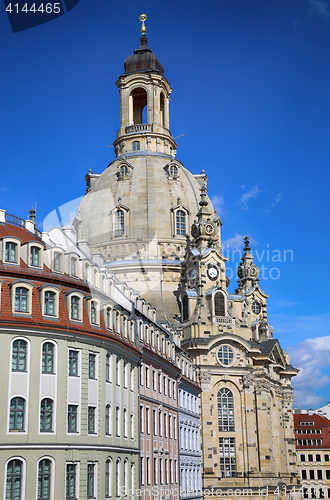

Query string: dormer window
169 165 178 178
15 287 29 313
176 210 186 236
114 210 124 237
133 141 140 151
71 257 77 277
120 165 129 177
71 296 80 321
44 291 55 316
5 242 17 263
91 301 97 325
30 246 40 267
53 252 61 272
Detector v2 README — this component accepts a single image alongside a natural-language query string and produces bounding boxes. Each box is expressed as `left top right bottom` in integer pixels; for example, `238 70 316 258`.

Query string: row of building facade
0 209 202 500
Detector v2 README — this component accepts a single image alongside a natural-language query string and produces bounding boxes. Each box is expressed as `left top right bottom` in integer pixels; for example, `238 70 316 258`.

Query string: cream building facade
73 17 300 500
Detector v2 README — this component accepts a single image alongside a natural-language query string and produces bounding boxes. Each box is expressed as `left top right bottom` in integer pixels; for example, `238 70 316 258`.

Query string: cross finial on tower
29 207 36 223
243 235 251 253
139 13 147 35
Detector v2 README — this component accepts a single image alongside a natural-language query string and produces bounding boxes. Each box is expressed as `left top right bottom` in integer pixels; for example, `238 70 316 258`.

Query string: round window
217 345 235 366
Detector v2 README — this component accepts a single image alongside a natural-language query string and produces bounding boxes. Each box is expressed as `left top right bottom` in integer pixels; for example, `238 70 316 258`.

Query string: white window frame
28 241 44 269
4 457 26 500
40 286 60 319
11 281 34 315
3 237 20 265
36 456 55 500
67 291 85 323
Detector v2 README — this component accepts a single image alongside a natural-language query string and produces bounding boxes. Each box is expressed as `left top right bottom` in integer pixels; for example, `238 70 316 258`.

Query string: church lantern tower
75 16 216 321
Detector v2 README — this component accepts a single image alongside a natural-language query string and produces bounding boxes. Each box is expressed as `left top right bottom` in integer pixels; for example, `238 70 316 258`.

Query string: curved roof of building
123 36 164 76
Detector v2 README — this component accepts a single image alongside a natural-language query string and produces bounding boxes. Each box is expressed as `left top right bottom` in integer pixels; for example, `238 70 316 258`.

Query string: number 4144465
6 3 62 14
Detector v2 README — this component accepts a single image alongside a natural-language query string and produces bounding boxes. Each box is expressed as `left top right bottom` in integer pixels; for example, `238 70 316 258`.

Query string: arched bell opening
130 87 148 124
160 92 165 127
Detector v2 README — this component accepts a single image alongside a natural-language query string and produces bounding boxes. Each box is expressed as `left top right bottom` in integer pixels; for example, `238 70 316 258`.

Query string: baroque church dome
75 31 218 322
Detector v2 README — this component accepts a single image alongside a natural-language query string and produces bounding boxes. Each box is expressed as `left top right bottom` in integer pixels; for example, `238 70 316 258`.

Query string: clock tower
180 192 300 499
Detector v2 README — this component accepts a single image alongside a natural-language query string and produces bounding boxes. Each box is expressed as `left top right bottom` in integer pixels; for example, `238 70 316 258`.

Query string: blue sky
1 0 330 408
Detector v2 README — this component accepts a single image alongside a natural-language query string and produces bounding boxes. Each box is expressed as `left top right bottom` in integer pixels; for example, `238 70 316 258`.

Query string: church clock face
207 264 219 281
205 223 214 235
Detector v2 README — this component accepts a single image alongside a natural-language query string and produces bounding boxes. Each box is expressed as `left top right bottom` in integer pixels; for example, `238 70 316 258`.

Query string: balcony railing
213 316 235 326
125 124 152 133
5 213 25 228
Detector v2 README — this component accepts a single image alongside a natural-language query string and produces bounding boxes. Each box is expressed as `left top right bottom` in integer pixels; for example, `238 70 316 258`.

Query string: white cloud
237 185 261 210
308 0 330 19
0 187 9 192
211 195 224 214
222 233 258 251
271 192 282 208
287 334 330 408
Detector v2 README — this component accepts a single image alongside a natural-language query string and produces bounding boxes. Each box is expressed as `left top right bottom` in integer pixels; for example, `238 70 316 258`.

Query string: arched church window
120 165 129 176
114 210 125 237
133 141 140 151
214 292 225 317
217 388 234 431
182 294 188 322
176 210 186 236
169 165 178 178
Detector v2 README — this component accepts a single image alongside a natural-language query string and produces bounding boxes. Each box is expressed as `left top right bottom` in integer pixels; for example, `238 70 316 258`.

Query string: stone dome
123 36 164 76
75 153 216 321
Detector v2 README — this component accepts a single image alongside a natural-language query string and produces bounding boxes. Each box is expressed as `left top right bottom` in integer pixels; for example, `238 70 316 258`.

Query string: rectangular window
328 489 330 499
69 350 78 376
170 459 173 484
159 458 163 485
173 381 176 399
325 454 330 462
159 411 162 437
106 353 111 382
145 366 149 388
70 296 80 320
164 413 168 438
87 463 95 499
89 353 96 379
318 470 323 480
303 488 308 499
140 457 144 486
140 363 144 386
66 463 77 500
301 454 306 462
153 458 158 485
169 415 172 439
165 458 168 484
71 258 77 277
15 287 28 312
67 405 78 433
53 252 61 272
5 242 17 263
146 407 150 435
164 375 167 395
174 459 178 484
116 357 120 385
124 361 128 388
88 407 96 434
302 470 307 480
320 489 325 499
130 366 134 391
168 379 171 398
153 409 157 436
9 397 25 431
12 339 27 372
152 370 156 391
140 405 144 434
158 372 162 393
326 470 330 480
105 405 111 436
30 246 40 267
308 454 313 462
310 470 315 480
40 398 53 432
219 437 236 478
44 291 55 316
174 416 177 440
316 454 321 462
146 457 150 485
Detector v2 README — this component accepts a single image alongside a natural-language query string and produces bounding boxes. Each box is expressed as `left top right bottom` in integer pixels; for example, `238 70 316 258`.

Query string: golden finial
139 13 147 35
